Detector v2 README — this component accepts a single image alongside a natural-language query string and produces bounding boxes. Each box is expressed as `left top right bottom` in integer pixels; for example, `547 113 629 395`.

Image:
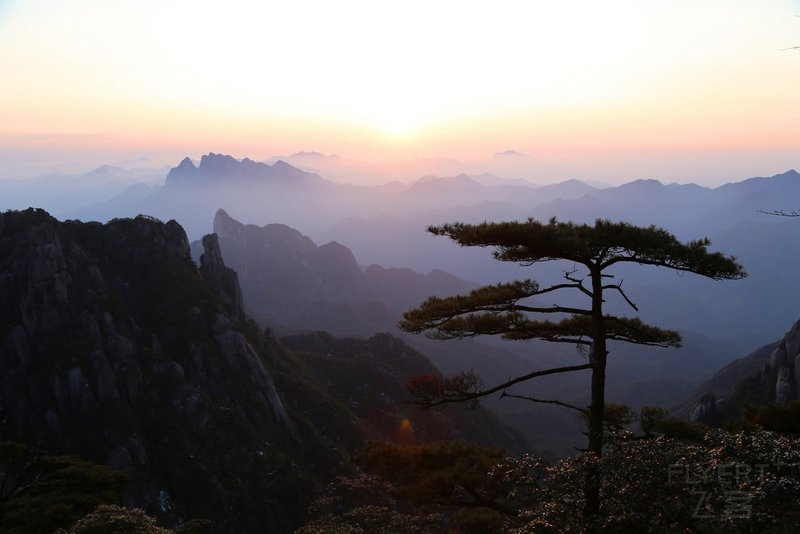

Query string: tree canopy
427 218 745 276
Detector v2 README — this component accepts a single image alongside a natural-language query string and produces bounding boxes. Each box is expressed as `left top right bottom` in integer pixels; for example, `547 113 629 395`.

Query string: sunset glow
0 1 798 182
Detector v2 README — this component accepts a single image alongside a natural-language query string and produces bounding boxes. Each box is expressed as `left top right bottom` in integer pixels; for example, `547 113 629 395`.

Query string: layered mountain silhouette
0 208 522 531
0 164 166 216
314 170 800 348
67 153 376 238
35 153 800 408
66 152 600 240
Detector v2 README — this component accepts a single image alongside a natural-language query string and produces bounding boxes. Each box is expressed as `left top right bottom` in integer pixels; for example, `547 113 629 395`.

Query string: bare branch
532 282 593 299
414 363 594 408
563 269 594 298
500 391 587 413
758 209 800 217
602 279 639 312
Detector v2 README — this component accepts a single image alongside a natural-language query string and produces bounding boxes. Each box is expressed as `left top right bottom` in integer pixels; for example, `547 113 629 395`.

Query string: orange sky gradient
1 1 799 185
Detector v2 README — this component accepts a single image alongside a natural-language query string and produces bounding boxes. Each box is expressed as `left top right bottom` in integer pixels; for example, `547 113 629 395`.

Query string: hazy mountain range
134 155 796 346
0 164 167 216
261 150 581 186
5 153 800 405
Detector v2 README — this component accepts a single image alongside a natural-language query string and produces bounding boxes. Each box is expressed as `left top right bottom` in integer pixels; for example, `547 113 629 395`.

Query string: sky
0 0 799 185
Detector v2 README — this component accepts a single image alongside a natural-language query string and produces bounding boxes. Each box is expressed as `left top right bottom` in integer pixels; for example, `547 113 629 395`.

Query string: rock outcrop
689 394 719 424
766 320 800 403
0 209 310 531
682 319 800 423
199 232 245 319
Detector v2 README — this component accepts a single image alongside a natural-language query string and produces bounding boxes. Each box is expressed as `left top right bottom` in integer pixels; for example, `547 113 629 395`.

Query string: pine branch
603 280 638 312
409 363 594 408
758 209 800 217
499 391 587 413
605 316 681 347
428 219 746 281
514 304 592 316
563 269 594 298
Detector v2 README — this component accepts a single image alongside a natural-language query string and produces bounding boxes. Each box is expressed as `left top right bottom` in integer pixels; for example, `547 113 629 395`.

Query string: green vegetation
0 441 126 534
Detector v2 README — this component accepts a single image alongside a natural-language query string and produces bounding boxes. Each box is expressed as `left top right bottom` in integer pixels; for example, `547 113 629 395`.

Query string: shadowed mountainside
0 208 523 532
678 319 800 423
203 208 475 322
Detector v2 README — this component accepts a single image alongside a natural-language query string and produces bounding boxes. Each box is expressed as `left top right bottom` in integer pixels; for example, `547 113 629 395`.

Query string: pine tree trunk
584 268 607 531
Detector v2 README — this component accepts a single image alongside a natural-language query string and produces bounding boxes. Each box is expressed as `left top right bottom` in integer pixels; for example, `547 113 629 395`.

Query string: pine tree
399 218 745 528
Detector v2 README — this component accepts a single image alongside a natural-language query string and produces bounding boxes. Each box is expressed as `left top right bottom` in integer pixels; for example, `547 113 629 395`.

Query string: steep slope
278 331 528 453
677 319 800 422
0 209 325 531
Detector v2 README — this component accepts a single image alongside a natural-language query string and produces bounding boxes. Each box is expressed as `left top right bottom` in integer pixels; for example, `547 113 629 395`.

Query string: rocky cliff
0 208 313 531
766 319 800 403
681 319 800 423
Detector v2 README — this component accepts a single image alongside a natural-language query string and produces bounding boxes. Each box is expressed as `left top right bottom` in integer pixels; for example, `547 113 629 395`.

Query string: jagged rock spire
199 232 244 320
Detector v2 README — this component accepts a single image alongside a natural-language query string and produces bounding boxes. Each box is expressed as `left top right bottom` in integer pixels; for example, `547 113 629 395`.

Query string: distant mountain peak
494 150 529 157
199 152 238 168
557 178 587 186
414 173 481 187
214 207 233 225
290 151 341 160
271 159 294 170
165 153 321 188
177 156 196 170
618 178 665 190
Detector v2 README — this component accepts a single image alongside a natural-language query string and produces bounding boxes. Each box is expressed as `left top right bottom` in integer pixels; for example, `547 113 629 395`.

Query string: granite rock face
765 320 800 403
689 394 719 424
199 232 245 320
684 319 800 424
0 209 305 531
